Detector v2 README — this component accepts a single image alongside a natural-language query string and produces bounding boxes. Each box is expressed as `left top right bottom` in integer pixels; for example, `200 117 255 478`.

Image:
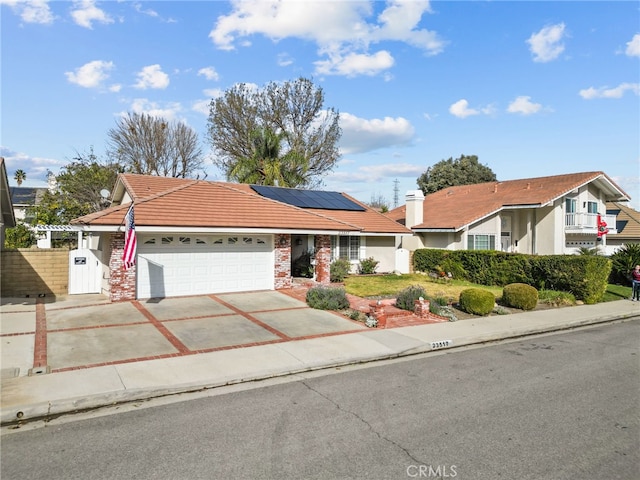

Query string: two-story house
388 171 630 255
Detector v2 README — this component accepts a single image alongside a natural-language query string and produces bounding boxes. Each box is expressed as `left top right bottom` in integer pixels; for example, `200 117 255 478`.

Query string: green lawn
603 284 632 302
343 274 503 301
344 274 631 304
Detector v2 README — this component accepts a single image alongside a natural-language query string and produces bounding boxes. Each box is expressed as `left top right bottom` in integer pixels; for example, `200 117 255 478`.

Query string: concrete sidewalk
1 299 638 425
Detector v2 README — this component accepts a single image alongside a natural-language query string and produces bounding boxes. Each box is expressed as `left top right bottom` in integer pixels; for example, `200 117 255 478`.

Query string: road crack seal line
301 380 425 465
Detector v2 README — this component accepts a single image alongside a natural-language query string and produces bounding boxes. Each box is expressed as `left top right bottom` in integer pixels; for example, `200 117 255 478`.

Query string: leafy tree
14 169 26 186
4 222 37 249
208 77 341 188
417 154 497 195
107 112 204 178
609 243 640 285
229 127 307 186
31 149 122 225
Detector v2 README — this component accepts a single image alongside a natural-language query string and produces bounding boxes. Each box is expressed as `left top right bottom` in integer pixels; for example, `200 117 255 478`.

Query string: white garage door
136 234 274 298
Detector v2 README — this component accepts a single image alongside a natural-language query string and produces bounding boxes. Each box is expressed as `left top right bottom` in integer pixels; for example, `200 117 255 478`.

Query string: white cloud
526 23 566 62
126 98 182 121
579 83 640 99
65 60 114 88
1 0 55 24
330 162 423 183
315 50 394 77
339 112 415 154
277 53 294 67
626 33 640 57
198 67 220 81
132 2 158 18
209 0 443 78
1 146 65 185
192 100 211 116
507 96 542 115
449 99 476 118
70 0 113 29
134 64 170 90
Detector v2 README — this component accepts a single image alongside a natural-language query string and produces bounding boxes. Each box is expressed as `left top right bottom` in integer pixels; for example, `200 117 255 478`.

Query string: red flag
122 205 137 269
597 214 608 237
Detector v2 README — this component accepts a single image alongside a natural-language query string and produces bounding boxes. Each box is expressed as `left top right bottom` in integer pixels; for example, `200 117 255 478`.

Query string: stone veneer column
274 234 292 289
314 234 331 284
108 233 136 302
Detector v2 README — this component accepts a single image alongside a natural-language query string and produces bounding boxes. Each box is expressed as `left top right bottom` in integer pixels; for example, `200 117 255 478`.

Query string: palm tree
229 127 308 187
14 169 26 186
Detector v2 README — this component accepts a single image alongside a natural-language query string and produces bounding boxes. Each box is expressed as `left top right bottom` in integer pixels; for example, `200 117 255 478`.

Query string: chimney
405 190 424 228
494 184 498 193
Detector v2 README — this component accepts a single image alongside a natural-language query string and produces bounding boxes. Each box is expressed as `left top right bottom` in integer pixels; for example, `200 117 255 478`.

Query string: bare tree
208 77 341 188
107 112 204 178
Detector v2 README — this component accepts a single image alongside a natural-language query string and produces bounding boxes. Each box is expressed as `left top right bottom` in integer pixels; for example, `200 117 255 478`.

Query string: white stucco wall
364 236 397 273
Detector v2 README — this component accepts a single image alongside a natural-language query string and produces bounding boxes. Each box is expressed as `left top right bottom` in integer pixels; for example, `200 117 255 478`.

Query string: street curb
2 312 637 426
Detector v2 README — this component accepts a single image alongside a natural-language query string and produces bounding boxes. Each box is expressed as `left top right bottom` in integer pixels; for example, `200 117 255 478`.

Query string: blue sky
2 0 639 209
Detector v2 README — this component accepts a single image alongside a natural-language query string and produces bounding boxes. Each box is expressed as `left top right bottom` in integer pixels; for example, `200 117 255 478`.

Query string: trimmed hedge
502 283 538 311
413 249 611 304
459 288 495 316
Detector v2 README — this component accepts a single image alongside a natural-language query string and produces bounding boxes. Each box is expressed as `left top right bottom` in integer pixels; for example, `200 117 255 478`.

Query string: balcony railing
565 213 617 234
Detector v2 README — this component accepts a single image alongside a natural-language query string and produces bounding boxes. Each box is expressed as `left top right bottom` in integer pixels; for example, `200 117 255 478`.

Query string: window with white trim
331 236 360 261
587 201 598 214
467 234 496 251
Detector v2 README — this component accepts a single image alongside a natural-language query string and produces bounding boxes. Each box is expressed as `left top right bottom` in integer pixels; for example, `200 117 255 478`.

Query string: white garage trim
137 234 274 298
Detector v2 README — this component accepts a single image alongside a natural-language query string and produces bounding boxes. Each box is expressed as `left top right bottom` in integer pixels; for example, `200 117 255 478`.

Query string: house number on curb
430 340 452 349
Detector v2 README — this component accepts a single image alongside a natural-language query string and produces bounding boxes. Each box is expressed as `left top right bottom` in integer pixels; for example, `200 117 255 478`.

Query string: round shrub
502 283 538 311
306 286 350 310
330 259 352 283
458 288 495 316
395 284 427 311
358 257 379 275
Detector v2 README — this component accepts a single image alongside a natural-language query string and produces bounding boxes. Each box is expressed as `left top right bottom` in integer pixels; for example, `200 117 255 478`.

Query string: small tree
14 169 26 186
31 150 122 225
610 243 640 285
368 193 389 212
417 154 497 195
4 223 37 249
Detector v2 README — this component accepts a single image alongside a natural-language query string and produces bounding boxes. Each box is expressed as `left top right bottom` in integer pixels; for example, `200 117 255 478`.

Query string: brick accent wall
1 248 69 297
314 234 331 284
108 233 136 302
274 234 292 289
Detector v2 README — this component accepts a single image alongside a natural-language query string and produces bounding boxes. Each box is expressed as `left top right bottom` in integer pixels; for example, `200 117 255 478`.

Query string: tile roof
387 171 630 231
73 174 410 235
606 202 640 240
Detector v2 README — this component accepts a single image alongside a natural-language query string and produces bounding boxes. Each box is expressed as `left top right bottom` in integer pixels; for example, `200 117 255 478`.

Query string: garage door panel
137 235 274 298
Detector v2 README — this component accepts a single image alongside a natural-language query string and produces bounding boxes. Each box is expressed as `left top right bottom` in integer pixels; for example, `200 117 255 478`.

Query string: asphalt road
2 320 638 480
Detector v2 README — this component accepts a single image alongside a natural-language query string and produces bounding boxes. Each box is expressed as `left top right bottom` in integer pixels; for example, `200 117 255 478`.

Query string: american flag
122 205 137 269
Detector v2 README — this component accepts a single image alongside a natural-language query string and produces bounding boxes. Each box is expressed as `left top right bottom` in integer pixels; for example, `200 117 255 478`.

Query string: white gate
395 248 410 274
68 249 101 294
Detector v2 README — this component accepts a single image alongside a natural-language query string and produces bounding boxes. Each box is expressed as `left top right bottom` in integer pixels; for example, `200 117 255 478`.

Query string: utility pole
393 178 399 208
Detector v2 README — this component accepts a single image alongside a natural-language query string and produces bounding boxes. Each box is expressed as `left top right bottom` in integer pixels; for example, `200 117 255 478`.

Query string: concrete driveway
1 291 366 377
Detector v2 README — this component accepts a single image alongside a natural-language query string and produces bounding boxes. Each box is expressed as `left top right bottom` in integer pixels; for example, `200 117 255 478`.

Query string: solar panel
251 185 365 211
